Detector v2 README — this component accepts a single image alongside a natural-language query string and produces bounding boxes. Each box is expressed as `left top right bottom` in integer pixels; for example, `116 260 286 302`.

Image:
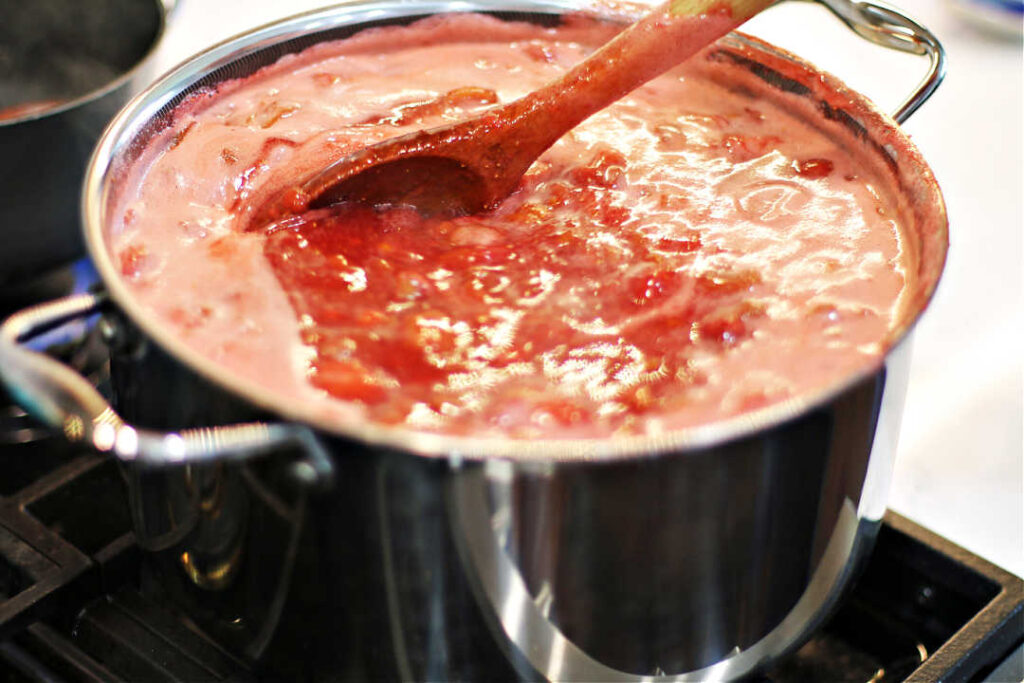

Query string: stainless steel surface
451 465 875 680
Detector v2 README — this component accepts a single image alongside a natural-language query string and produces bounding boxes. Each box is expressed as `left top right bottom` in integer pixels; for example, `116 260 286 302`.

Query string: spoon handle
670 0 771 19
496 0 775 158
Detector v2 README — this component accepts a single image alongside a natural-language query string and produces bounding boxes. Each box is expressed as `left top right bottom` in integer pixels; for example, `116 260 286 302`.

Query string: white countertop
146 0 1023 577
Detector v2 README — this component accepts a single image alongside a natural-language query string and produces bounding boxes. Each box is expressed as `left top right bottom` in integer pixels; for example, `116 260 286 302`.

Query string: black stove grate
762 513 1022 682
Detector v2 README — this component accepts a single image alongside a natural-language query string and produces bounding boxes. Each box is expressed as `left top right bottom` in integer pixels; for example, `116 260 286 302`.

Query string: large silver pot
0 0 947 679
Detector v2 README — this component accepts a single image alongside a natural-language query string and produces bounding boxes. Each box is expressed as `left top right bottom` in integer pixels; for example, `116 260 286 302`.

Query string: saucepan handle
813 0 946 123
0 291 332 486
157 0 180 21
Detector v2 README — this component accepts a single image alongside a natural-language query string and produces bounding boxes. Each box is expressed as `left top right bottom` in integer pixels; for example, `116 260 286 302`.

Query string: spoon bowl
246 0 773 230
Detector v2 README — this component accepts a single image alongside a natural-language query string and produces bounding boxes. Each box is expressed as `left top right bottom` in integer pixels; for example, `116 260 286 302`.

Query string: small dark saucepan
0 0 171 284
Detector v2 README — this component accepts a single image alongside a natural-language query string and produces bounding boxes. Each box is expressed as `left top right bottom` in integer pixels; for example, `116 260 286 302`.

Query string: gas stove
0 267 1021 681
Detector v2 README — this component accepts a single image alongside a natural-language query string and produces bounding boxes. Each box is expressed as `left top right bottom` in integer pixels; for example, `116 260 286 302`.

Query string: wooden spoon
247 0 772 230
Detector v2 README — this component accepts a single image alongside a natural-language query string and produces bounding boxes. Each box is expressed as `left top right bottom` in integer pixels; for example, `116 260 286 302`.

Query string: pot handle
157 0 179 21
0 291 333 485
813 0 946 124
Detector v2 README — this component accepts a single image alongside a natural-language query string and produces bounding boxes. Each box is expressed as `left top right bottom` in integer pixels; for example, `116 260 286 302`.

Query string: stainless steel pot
0 0 173 284
0 0 948 679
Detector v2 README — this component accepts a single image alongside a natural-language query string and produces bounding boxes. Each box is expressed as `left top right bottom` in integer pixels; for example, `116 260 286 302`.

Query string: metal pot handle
812 0 946 124
0 291 332 485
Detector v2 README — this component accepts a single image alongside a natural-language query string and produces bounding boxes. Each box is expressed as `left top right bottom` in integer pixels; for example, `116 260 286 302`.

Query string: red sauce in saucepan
0 99 63 121
108 14 913 439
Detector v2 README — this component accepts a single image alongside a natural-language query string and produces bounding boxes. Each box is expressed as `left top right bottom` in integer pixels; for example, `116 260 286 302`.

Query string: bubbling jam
109 14 912 439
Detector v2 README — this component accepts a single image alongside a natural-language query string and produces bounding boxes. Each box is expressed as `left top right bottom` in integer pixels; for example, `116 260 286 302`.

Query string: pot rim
0 0 173 127
81 0 949 462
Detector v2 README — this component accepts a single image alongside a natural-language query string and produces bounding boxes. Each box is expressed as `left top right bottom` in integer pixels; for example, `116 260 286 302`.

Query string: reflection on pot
177 463 248 591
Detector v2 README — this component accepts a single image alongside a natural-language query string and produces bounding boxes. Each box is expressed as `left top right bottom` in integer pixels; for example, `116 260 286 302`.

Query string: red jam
109 14 912 439
265 183 764 433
